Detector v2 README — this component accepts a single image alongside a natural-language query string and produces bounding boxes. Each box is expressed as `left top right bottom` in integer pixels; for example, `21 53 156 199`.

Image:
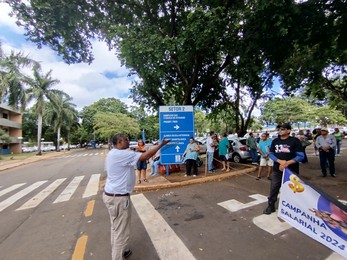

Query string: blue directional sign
159 105 194 164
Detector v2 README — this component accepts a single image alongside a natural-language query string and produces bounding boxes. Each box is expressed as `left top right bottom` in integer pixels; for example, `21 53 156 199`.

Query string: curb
134 165 257 192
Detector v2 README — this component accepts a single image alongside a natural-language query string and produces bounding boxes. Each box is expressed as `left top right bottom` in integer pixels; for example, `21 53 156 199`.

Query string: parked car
227 138 252 163
129 140 138 150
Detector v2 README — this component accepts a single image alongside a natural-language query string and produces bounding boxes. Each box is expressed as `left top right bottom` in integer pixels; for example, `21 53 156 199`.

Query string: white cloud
0 3 25 34
0 3 136 111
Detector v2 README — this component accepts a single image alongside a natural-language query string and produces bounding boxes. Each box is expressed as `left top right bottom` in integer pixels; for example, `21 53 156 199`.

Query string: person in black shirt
263 123 305 215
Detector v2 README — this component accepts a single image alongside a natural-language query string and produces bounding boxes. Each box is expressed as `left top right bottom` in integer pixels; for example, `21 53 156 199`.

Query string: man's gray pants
103 193 132 260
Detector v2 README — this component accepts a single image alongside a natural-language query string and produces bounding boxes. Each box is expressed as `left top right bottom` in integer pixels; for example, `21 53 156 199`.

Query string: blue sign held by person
159 105 194 165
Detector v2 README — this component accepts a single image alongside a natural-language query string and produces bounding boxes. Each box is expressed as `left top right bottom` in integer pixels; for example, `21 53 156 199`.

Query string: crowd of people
102 124 344 259
244 125 343 215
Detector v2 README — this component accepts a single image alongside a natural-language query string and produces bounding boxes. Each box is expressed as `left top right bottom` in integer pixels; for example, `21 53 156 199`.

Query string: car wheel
232 153 241 163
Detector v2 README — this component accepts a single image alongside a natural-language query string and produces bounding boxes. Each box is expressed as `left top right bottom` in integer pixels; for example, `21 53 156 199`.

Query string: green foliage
0 41 37 110
0 128 11 144
21 108 37 142
260 96 347 127
314 106 347 126
79 98 129 137
93 112 141 140
194 110 209 136
24 64 65 154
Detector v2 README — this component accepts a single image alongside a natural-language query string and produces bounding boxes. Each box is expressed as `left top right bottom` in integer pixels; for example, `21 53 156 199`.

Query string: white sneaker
184 174 188 177
193 175 197 177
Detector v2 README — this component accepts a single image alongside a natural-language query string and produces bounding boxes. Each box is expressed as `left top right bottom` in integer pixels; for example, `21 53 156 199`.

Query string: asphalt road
0 149 105 260
0 144 346 260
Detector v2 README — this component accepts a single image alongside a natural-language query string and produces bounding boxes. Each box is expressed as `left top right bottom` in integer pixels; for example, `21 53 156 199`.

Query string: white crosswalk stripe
0 174 101 212
16 178 67 211
0 183 26 197
83 174 101 198
48 152 104 159
0 181 47 212
132 194 196 260
53 176 84 204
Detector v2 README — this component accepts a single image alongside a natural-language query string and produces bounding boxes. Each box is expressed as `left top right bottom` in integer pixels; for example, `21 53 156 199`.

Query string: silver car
195 140 207 154
227 138 252 163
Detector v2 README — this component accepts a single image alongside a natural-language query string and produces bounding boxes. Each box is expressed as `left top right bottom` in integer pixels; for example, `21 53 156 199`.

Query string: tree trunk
56 127 61 152
67 129 71 151
36 113 43 156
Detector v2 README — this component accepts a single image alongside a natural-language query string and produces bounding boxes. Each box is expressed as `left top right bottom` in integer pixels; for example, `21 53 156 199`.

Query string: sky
0 3 135 111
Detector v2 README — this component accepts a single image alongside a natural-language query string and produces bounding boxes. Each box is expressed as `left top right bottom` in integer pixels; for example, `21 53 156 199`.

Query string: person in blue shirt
263 123 305 215
218 133 230 171
182 137 200 177
256 133 273 180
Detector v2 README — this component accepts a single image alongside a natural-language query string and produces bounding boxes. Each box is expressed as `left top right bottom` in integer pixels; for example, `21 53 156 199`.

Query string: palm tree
24 64 65 155
44 93 78 152
0 41 37 109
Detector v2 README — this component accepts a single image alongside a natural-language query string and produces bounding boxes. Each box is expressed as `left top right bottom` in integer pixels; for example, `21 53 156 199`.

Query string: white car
129 141 138 150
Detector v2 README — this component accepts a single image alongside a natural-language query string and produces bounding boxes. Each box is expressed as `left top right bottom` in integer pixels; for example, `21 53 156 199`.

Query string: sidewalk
0 150 69 172
133 162 256 192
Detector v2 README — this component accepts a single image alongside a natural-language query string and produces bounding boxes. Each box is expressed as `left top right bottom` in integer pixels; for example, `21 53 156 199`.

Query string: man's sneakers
124 249 132 258
263 206 276 215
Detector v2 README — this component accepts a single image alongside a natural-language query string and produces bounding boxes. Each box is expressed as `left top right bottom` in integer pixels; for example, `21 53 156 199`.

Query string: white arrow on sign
174 125 180 130
175 146 180 152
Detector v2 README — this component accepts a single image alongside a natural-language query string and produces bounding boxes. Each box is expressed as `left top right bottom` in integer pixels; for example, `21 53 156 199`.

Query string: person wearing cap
103 134 170 259
315 127 337 177
263 123 305 215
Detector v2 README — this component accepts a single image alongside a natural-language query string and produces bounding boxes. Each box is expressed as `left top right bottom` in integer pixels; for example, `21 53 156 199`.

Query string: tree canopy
4 0 347 134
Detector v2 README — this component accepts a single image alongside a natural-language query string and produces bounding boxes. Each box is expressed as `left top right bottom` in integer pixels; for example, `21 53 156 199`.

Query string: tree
21 107 38 142
0 129 12 144
4 1 247 109
194 110 209 137
93 112 140 141
314 106 347 127
244 0 347 101
44 93 78 151
79 98 129 142
0 41 37 109
6 0 346 129
24 64 65 155
260 96 347 127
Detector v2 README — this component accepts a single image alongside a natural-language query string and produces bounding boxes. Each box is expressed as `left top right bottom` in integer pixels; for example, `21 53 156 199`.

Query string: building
0 104 22 154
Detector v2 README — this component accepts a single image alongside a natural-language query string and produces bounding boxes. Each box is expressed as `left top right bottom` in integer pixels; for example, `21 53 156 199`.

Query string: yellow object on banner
278 168 347 258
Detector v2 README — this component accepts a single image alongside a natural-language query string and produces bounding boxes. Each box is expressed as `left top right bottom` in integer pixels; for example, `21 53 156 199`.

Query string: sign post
159 105 194 174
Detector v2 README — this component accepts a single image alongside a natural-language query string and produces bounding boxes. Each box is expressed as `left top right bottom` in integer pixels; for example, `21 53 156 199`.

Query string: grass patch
0 153 37 161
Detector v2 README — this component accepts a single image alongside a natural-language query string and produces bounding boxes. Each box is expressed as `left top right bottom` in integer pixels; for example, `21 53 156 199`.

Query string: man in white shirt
315 127 336 177
103 134 170 259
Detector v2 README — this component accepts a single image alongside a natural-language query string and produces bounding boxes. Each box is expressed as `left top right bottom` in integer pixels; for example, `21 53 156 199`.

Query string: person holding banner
315 127 336 177
263 123 305 215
